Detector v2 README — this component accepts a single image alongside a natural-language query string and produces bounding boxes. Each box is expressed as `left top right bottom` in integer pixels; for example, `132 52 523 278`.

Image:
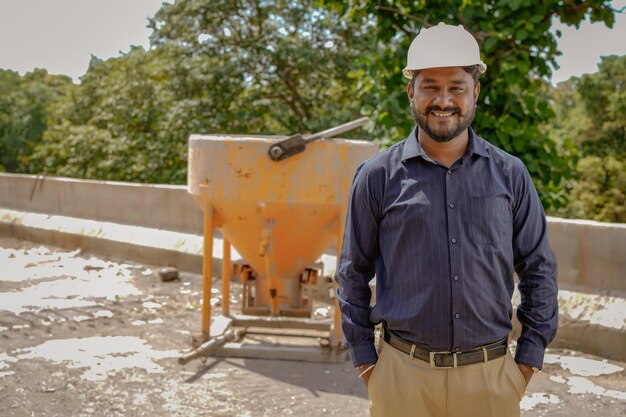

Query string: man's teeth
431 111 453 117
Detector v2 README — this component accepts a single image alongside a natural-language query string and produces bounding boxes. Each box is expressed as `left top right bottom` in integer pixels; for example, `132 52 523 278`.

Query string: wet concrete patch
544 353 624 376
0 353 17 377
17 336 179 382
559 290 626 330
521 392 561 411
0 245 142 315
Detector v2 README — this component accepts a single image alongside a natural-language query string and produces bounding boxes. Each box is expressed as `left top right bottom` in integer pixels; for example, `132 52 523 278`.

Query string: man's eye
423 86 438 90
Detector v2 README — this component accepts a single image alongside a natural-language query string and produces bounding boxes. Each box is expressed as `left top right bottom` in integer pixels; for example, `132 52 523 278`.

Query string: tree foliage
148 0 375 134
0 69 73 172
33 48 191 183
546 55 626 222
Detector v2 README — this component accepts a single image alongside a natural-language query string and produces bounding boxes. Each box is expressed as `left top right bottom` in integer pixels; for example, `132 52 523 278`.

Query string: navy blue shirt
336 127 558 370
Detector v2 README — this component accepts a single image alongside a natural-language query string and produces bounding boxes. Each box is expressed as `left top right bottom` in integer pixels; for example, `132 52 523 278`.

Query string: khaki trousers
368 341 527 417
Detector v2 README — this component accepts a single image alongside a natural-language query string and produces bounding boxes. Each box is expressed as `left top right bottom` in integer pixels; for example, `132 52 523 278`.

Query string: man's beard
411 103 476 143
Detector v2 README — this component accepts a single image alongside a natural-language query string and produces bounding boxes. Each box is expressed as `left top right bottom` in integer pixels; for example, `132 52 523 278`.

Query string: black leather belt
383 327 508 368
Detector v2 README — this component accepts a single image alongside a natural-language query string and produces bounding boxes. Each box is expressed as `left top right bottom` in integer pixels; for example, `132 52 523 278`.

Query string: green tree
567 156 625 222
0 69 73 172
575 55 626 158
546 55 626 222
320 0 617 211
33 47 191 183
148 0 376 135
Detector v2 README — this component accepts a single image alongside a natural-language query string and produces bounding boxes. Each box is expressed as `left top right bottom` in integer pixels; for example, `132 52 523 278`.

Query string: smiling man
336 23 558 417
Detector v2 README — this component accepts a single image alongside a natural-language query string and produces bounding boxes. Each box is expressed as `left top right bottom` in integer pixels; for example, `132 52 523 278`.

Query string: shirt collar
467 127 490 158
401 126 490 162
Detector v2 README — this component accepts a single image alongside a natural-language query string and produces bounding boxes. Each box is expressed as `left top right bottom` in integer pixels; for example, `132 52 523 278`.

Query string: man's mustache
417 105 465 117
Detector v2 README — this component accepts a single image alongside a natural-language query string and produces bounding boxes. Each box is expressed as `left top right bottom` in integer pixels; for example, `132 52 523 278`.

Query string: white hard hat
403 22 487 78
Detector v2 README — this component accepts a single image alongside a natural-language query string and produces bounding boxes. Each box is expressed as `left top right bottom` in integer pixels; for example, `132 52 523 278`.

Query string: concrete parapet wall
0 173 203 234
547 217 626 292
0 173 624 292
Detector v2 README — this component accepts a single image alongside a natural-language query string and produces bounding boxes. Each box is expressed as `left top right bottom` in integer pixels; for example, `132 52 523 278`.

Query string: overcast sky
0 0 624 84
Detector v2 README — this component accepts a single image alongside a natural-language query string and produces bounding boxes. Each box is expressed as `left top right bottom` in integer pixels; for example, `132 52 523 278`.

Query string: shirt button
447 170 452 175
454 347 461 352
449 203 455 209
455 313 460 319
453 275 459 281
451 238 457 244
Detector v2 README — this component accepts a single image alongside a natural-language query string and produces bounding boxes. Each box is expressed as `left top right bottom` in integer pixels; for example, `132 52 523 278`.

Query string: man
335 22 558 417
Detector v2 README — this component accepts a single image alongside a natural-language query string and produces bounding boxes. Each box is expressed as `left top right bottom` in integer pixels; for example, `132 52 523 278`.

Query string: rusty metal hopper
188 134 377 344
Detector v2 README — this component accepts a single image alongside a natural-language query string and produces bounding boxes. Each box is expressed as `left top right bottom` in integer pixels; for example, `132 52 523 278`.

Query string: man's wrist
516 361 540 374
356 363 376 379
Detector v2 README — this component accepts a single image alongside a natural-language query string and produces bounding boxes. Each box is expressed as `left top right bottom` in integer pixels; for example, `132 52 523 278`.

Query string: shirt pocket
469 196 511 246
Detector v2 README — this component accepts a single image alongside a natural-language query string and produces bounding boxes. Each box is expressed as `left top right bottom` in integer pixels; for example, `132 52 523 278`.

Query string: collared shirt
336 127 558 369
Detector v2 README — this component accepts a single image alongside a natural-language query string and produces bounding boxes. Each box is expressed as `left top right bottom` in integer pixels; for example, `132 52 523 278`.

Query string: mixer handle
268 117 369 162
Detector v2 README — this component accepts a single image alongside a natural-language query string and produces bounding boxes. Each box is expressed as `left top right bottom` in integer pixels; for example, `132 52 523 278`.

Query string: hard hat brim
402 61 487 79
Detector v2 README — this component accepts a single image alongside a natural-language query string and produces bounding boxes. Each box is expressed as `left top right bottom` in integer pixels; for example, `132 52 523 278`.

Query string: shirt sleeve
335 163 380 367
512 162 559 370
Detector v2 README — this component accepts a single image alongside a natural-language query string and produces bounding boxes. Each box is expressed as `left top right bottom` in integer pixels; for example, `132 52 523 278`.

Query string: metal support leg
222 238 231 317
260 223 279 316
202 206 214 340
332 210 347 348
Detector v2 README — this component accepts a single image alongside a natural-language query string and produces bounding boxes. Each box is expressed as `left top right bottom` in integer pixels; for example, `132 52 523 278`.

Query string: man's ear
474 82 480 103
407 82 414 99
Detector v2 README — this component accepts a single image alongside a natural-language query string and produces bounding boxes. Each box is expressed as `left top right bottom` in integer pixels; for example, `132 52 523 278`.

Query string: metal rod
303 117 369 143
268 116 370 161
178 328 241 365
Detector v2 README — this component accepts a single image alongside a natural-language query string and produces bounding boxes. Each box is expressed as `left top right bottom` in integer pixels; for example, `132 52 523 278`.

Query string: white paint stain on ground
131 318 163 326
93 310 113 318
0 247 142 314
566 376 626 400
202 372 227 380
550 375 567 384
558 290 626 330
549 368 626 402
0 352 17 378
17 336 178 381
0 246 73 282
142 302 161 309
520 392 561 411
544 354 624 376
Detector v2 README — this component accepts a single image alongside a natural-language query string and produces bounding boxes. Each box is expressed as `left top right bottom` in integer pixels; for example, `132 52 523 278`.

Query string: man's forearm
335 289 378 366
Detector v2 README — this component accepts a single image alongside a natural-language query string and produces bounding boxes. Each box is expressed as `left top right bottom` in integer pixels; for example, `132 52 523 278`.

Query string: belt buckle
429 351 458 369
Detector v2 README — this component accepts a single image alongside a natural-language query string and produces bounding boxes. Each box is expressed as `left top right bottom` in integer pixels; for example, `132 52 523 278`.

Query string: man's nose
433 90 453 107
